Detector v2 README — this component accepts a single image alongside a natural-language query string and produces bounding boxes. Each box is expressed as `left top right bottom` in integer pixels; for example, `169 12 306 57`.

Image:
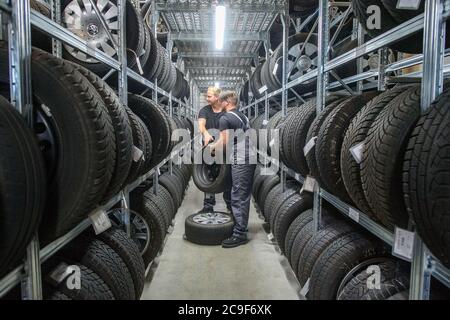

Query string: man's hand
203 132 214 146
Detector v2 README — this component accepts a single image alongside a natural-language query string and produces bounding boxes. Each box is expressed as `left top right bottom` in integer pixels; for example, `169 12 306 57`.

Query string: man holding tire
196 87 225 214
209 91 256 248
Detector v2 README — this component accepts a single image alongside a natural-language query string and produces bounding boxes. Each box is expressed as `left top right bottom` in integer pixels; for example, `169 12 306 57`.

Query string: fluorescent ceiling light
215 5 226 50
215 82 220 88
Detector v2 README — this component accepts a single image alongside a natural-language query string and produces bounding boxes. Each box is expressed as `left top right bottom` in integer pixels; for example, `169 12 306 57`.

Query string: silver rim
63 0 119 63
193 212 231 225
110 209 150 255
286 42 318 82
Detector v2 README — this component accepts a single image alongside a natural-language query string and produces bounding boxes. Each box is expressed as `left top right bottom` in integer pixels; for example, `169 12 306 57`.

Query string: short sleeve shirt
198 105 223 130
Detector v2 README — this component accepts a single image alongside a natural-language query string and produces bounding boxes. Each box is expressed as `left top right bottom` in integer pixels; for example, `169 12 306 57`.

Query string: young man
209 91 256 248
197 87 224 213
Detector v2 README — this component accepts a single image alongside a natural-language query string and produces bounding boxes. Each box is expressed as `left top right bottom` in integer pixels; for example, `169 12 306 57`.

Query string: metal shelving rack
246 0 450 300
0 0 197 299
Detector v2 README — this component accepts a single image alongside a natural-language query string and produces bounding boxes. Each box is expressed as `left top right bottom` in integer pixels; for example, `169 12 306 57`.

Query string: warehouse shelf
0 137 194 299
256 151 450 291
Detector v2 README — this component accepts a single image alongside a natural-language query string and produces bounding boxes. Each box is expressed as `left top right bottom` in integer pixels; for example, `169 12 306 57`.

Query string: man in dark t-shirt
197 87 224 213
209 91 256 248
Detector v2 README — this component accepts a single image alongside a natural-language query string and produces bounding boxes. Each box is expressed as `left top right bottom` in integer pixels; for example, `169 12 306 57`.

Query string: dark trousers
223 164 256 239
203 193 216 210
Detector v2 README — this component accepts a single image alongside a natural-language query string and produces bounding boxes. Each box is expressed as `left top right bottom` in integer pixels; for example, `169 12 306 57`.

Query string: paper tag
259 85 268 94
262 119 269 126
348 207 360 223
300 278 310 297
40 104 52 117
136 55 144 75
273 63 279 76
350 142 365 164
393 227 415 261
397 0 421 10
132 146 144 162
89 209 112 235
295 173 301 181
303 137 317 156
157 167 161 175
300 175 316 194
47 263 71 286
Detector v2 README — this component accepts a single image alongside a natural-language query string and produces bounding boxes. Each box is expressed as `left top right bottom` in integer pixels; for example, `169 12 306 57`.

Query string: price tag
89 209 112 235
303 137 317 156
348 207 360 223
350 142 365 164
273 63 279 76
300 175 316 194
262 119 269 126
259 85 268 94
393 227 415 261
299 278 310 297
132 146 144 162
47 263 71 286
397 0 421 10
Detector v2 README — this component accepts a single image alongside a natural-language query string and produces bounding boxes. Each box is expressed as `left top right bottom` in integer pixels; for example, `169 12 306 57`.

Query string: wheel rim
193 212 231 225
286 42 318 82
201 163 221 183
63 0 119 63
34 106 58 181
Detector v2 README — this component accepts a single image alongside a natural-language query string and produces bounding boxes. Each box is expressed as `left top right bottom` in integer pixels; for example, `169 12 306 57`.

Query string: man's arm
198 118 213 146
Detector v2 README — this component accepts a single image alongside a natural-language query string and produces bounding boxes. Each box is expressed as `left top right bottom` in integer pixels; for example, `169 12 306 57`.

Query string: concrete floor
141 181 301 300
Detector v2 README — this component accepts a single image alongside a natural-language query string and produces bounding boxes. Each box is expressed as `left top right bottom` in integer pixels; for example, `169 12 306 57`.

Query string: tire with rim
193 160 231 194
185 211 234 245
124 108 147 184
284 210 313 260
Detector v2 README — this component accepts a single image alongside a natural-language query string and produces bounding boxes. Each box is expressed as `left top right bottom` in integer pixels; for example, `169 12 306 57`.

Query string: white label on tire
393 227 415 261
90 209 112 235
259 85 268 94
41 104 52 117
157 167 161 176
136 55 144 75
348 207 360 223
132 146 144 162
350 142 365 164
300 175 316 194
300 278 310 297
273 63 279 76
48 263 71 285
397 0 421 10
269 139 275 147
303 137 317 156
262 119 269 126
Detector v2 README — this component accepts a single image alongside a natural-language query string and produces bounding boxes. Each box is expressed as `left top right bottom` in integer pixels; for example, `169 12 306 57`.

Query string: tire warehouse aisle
0 0 450 303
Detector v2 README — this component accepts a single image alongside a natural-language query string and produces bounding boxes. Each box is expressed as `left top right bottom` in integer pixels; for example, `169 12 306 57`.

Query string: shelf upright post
356 21 364 93
280 8 289 193
313 0 330 233
410 0 445 301
151 1 159 103
50 0 62 58
8 0 42 300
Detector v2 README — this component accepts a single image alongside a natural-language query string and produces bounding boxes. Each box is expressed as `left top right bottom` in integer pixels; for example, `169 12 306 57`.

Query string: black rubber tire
69 63 133 201
306 97 348 184
273 193 313 253
72 238 135 300
124 107 147 184
263 182 282 222
250 64 265 99
337 258 410 300
159 173 182 209
381 0 424 24
258 175 280 216
0 46 116 241
297 221 356 286
97 228 145 298
341 86 411 218
403 89 450 268
193 161 231 194
361 85 421 230
308 232 390 300
143 185 175 225
0 96 46 278
252 172 269 202
316 92 379 201
136 116 153 175
185 212 234 246
128 94 171 167
267 180 301 231
47 263 115 300
284 210 313 260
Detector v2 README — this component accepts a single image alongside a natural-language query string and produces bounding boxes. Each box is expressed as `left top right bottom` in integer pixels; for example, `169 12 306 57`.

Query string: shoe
221 236 249 248
196 207 213 214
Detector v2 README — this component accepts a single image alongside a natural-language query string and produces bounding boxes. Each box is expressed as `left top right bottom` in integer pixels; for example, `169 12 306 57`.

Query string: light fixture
215 5 226 50
215 82 220 88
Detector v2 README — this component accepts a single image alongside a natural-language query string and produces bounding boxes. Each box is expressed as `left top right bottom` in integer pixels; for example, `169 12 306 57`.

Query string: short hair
219 90 238 105
207 87 221 97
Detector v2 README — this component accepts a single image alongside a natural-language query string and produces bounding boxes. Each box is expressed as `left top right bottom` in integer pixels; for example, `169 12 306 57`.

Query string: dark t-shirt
198 105 223 130
218 109 250 132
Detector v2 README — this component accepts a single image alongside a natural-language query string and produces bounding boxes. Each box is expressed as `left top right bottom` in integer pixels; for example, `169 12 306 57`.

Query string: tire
403 89 450 268
46 263 115 300
341 86 411 217
308 232 390 300
69 63 133 201
97 228 146 298
70 238 135 300
1 45 116 241
30 0 52 52
361 85 421 229
159 173 182 209
305 97 348 184
193 161 231 194
337 258 410 300
0 96 46 278
252 171 269 202
124 107 147 184
284 210 313 260
136 116 153 175
297 221 356 286
263 182 282 222
316 92 379 201
143 185 175 225
185 212 234 246
258 175 280 216
381 0 424 24
268 181 302 232
273 193 313 253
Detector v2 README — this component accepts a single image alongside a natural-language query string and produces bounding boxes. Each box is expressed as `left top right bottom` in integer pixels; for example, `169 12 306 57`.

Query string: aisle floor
141 182 301 300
